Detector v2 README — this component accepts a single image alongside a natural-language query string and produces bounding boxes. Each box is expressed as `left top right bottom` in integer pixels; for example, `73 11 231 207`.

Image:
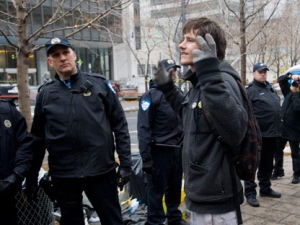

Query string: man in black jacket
26 36 132 225
138 59 185 225
0 99 33 225
278 71 300 184
244 63 282 208
154 17 248 225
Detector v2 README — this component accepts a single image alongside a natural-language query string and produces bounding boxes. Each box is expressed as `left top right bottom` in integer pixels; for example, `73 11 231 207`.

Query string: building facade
0 0 127 86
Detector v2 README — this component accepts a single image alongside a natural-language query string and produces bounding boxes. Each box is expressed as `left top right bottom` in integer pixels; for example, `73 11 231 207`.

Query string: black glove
39 173 56 202
154 61 173 86
25 177 39 202
117 167 131 191
142 160 154 174
192 33 217 64
0 173 23 194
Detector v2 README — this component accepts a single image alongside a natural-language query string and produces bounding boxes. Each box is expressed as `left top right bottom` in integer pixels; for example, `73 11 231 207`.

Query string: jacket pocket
185 160 226 203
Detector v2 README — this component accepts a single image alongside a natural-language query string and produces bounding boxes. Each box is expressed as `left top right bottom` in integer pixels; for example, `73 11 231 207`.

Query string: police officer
25 36 132 225
138 59 185 225
244 62 282 207
0 99 33 225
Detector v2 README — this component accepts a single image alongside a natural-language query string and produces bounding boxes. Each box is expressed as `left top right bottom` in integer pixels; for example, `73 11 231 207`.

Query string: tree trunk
16 0 32 130
240 0 247 86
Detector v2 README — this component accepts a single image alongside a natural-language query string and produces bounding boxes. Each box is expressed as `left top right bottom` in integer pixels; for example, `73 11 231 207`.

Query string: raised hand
192 33 217 64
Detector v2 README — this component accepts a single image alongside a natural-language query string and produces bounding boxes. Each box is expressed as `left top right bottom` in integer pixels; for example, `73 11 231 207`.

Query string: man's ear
47 58 53 68
72 50 77 60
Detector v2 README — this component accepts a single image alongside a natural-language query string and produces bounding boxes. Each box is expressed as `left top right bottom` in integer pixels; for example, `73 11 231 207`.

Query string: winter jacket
137 80 183 163
157 58 248 214
30 71 132 178
247 79 282 137
0 100 33 179
278 74 300 141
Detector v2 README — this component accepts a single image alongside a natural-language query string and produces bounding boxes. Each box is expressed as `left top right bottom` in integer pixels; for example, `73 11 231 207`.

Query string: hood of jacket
219 60 242 82
183 60 242 86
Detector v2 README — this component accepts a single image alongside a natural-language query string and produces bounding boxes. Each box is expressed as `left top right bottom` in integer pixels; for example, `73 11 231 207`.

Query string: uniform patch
107 81 116 94
83 91 92 96
198 101 202 108
141 100 151 111
4 119 12 128
192 102 197 109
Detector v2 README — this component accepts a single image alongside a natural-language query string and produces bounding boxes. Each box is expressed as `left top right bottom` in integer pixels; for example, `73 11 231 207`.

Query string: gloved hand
142 160 154 174
154 61 173 86
25 178 39 202
192 33 217 64
117 167 131 191
0 173 23 194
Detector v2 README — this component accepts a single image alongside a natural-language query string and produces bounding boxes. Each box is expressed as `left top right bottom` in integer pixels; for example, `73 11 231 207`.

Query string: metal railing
15 189 54 225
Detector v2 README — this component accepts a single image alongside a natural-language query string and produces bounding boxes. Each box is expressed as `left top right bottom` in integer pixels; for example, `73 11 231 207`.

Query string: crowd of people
1 16 300 225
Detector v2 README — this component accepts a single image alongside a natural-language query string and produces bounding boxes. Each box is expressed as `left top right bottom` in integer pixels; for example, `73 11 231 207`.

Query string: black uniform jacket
0 100 33 179
137 81 183 163
30 71 131 178
247 79 282 137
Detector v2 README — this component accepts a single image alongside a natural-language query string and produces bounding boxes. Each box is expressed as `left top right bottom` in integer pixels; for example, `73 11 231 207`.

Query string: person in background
25 36 132 225
271 137 287 180
0 99 33 225
244 62 282 208
138 59 187 225
278 72 300 184
154 17 248 225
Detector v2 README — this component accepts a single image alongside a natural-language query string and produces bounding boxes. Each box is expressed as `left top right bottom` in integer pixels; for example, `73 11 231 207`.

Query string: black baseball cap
253 62 269 72
45 36 73 55
160 59 181 71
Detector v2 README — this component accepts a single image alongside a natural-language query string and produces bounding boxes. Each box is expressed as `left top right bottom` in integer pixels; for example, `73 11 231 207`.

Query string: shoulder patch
4 119 12 128
106 81 116 94
141 99 151 111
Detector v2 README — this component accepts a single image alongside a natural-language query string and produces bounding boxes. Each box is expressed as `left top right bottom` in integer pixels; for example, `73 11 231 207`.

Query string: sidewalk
240 154 300 225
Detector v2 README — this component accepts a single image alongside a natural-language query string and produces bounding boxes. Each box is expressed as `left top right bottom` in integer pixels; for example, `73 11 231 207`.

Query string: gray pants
190 210 237 225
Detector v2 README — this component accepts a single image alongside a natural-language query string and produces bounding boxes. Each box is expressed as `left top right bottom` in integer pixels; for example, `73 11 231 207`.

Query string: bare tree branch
0 29 18 48
246 0 281 47
26 0 47 19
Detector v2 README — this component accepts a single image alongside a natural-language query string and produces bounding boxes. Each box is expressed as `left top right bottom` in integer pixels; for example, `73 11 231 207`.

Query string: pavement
240 154 300 225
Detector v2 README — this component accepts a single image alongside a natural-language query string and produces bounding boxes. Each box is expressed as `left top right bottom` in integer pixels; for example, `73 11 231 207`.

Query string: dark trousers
146 147 183 225
290 141 300 177
0 191 18 225
51 170 123 225
245 137 277 198
273 137 288 174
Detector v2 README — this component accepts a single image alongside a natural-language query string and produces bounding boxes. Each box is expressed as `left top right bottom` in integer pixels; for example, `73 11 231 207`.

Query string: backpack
205 79 262 181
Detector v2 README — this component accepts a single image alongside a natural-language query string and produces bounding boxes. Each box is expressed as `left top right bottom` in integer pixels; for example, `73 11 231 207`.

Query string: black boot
292 176 300 184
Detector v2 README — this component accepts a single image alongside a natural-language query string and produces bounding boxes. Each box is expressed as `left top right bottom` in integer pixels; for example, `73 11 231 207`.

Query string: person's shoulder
246 82 253 89
38 80 55 93
0 99 17 112
84 72 106 80
0 98 14 106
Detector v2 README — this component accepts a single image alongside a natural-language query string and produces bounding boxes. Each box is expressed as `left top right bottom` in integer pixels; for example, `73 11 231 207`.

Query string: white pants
190 210 238 225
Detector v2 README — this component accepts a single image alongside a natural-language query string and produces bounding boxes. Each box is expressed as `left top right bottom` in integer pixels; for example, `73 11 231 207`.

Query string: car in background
0 84 39 105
